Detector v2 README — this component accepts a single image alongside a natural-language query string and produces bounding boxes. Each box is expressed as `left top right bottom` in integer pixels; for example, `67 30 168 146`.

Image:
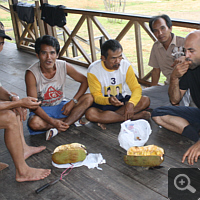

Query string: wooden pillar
35 0 45 37
87 16 97 62
39 0 55 36
8 0 21 48
134 21 144 79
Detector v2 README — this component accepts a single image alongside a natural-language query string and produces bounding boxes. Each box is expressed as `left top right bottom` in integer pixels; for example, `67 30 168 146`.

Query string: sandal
46 128 58 140
0 162 9 171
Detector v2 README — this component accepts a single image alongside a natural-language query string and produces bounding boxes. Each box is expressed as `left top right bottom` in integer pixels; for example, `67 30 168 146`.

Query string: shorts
27 100 69 135
92 95 130 111
151 106 200 125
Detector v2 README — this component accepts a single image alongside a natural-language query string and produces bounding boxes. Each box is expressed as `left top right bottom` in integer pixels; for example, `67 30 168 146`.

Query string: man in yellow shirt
85 39 150 129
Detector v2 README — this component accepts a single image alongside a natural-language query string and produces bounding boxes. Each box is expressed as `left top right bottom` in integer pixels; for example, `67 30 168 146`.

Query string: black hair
149 14 172 33
35 35 60 54
101 39 123 59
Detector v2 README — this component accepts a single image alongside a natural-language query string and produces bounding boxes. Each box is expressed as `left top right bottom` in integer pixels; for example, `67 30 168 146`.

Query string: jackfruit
124 145 164 167
52 143 87 164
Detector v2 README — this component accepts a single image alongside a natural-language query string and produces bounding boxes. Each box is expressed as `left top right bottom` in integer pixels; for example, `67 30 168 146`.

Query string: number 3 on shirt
111 78 116 84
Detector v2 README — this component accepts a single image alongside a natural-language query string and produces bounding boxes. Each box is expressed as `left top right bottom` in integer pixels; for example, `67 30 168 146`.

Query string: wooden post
39 0 55 36
8 0 21 48
87 16 97 62
134 21 144 79
35 0 45 37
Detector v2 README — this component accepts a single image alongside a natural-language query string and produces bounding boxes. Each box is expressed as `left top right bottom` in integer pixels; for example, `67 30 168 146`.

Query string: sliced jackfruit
52 143 87 164
124 145 164 167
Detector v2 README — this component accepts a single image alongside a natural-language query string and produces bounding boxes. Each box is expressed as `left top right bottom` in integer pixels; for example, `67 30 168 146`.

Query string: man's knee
79 93 93 107
152 116 162 124
85 107 98 122
28 115 43 131
142 96 150 107
0 110 18 128
137 96 150 109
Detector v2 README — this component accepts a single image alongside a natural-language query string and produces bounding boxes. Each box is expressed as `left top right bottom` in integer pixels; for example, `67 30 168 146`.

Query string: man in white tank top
25 35 93 140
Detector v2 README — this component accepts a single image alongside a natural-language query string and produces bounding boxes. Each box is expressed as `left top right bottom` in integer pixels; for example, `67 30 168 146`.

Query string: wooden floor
0 42 198 200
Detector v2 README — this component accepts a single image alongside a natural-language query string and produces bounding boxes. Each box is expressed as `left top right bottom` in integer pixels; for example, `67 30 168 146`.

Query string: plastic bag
118 119 152 151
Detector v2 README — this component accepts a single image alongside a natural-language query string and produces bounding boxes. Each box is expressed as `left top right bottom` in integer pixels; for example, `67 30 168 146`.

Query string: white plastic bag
118 119 152 150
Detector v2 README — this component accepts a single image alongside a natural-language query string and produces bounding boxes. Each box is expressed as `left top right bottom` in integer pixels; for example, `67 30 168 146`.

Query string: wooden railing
6 0 200 86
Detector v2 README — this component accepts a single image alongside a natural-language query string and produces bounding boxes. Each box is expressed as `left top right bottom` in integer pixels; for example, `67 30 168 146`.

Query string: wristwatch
72 98 78 104
9 94 20 101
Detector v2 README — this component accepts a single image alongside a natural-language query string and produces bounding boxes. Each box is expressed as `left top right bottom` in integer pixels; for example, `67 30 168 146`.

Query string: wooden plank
115 20 134 42
39 0 55 36
91 16 111 40
59 15 86 57
35 1 45 37
139 21 157 42
26 127 168 199
61 25 92 64
134 21 144 78
33 9 39 39
59 56 89 68
87 16 97 62
63 8 200 29
8 1 20 48
18 23 32 45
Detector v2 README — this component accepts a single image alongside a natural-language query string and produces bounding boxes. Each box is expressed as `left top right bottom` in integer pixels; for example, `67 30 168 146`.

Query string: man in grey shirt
143 14 192 108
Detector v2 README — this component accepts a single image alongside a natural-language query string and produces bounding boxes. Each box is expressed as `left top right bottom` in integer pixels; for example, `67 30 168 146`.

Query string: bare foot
24 146 46 160
0 162 9 171
16 167 51 182
98 123 106 130
131 111 151 120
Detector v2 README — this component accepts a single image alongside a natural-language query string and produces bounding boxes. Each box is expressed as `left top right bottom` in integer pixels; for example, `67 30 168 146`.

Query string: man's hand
124 102 134 121
182 141 200 165
61 100 74 116
171 56 185 68
109 96 124 107
13 107 27 121
51 119 69 132
12 96 40 121
21 97 41 109
171 60 191 79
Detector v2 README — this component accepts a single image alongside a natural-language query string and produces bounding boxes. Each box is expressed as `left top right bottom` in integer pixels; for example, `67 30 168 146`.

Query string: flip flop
46 128 58 140
74 116 90 127
0 162 9 171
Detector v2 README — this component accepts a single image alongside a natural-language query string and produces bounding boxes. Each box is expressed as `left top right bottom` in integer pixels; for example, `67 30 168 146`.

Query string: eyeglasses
0 42 4 46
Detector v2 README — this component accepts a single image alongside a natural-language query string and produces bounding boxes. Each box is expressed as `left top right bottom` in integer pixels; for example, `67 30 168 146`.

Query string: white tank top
27 60 66 106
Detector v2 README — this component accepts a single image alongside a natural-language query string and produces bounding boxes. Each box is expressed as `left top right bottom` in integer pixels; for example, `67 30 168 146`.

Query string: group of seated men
0 13 200 182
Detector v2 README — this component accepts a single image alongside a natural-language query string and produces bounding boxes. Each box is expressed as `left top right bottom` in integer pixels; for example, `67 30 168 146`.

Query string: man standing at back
143 14 192 107
85 39 150 129
148 14 184 86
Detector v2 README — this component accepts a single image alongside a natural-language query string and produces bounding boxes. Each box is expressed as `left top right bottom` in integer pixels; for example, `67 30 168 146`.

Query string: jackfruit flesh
127 145 164 158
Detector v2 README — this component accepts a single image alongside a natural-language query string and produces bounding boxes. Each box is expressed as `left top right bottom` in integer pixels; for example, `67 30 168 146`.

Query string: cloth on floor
142 85 171 109
41 3 67 27
52 153 106 170
13 2 35 24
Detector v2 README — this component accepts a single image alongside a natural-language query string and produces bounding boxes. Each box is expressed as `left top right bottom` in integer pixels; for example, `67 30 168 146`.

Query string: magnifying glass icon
174 174 196 193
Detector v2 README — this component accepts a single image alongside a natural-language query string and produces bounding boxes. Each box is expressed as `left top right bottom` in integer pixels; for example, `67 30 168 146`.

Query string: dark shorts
151 106 200 124
27 100 69 135
92 95 131 111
